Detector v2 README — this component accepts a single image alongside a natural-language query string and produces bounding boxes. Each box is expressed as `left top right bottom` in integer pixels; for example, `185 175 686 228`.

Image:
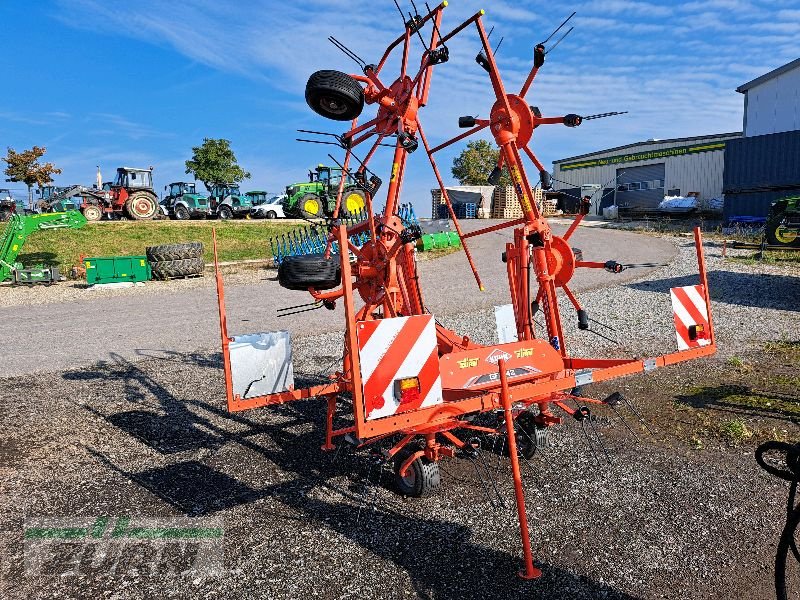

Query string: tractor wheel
515 412 548 460
265 210 277 219
305 70 364 121
82 205 102 222
125 191 158 220
299 193 324 219
146 242 204 262
218 205 234 220
0 209 11 222
393 446 441 498
277 254 341 291
150 257 205 280
174 205 190 220
342 187 367 217
766 218 800 248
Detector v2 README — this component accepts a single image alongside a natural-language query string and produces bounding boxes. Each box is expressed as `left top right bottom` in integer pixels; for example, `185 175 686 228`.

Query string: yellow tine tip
479 285 485 291
480 9 485 15
442 0 448 6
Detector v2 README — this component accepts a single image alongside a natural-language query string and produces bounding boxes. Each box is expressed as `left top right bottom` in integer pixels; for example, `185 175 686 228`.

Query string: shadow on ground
627 270 800 311
66 352 640 599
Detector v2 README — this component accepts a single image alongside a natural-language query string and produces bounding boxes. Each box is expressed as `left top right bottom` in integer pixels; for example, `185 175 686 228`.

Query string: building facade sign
559 141 726 171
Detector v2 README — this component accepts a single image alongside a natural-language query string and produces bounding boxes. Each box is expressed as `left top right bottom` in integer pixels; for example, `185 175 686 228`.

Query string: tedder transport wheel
515 411 548 460
277 254 340 291
146 242 204 262
150 257 205 280
299 193 324 219
393 446 441 498
174 205 190 220
305 70 364 121
125 192 158 220
82 205 102 222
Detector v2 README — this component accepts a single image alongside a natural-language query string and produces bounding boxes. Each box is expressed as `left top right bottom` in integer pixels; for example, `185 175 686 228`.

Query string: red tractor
86 167 159 220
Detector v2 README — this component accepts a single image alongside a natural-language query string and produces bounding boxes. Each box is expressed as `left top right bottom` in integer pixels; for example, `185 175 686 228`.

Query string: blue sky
1 0 798 214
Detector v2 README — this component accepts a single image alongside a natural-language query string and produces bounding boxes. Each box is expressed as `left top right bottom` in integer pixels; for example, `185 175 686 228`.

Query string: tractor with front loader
161 182 211 220
1 210 87 284
208 183 254 219
284 164 367 219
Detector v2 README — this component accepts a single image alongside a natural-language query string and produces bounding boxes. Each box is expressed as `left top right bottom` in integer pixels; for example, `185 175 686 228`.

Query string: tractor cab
167 182 197 197
245 191 268 206
209 183 251 219
113 167 154 190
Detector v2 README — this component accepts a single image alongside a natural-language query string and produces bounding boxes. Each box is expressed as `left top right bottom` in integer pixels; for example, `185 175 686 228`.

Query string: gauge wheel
393 446 441 498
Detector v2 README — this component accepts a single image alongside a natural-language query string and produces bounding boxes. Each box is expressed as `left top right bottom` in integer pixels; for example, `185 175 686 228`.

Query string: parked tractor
284 164 367 219
208 183 254 219
36 185 81 213
0 189 23 221
161 182 211 220
766 195 800 248
104 167 159 220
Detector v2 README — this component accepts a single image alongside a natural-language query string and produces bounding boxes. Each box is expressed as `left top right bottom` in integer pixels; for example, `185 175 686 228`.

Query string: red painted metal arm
522 144 546 173
376 2 447 73
428 121 490 155
519 66 540 98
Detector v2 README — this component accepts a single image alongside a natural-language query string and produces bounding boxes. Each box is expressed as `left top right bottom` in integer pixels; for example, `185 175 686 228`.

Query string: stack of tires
145 242 205 281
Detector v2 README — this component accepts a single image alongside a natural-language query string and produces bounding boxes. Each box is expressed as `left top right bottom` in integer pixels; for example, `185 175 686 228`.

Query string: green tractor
208 183 255 219
36 185 80 213
284 164 367 219
161 182 211 220
765 195 800 248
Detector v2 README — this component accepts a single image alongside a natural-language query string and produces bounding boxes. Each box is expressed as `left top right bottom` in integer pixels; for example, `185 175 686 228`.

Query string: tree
184 138 251 191
2 146 62 206
451 139 511 187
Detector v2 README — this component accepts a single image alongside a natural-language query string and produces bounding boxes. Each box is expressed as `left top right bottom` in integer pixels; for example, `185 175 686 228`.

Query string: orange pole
694 227 715 345
499 358 541 580
212 228 235 410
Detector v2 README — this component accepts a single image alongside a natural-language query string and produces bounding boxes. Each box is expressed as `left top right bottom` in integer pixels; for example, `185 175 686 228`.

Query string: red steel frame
213 4 717 579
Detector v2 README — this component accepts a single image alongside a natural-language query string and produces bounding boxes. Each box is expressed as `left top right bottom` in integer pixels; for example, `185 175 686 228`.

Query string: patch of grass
726 356 753 373
17 220 305 271
719 418 753 445
728 251 800 266
680 384 800 416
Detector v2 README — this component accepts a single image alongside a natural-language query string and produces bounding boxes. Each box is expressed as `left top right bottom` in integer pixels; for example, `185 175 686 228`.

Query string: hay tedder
214 3 717 579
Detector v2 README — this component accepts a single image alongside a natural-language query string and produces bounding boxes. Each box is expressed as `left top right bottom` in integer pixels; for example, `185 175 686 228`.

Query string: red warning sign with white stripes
670 284 711 351
356 315 443 421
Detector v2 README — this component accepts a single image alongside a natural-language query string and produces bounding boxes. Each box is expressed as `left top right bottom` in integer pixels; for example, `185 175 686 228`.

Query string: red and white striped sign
356 315 443 421
670 284 711 350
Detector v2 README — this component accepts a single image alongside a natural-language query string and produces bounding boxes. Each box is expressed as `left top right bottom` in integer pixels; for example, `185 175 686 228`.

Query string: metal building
552 132 741 214
724 58 800 219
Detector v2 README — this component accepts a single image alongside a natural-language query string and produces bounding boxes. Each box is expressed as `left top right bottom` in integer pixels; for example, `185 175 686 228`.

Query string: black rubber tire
150 257 205 280
340 187 367 217
299 193 325 219
82 205 102 222
0 209 12 222
174 205 190 220
265 210 277 219
305 70 364 121
766 219 800 248
393 447 441 498
277 254 341 291
218 205 233 220
125 191 158 220
146 242 204 262
516 412 547 459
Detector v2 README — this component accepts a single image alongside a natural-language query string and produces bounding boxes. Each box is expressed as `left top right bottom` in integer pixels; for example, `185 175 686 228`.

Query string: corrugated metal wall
616 164 665 208
553 134 739 204
723 130 800 219
744 65 800 136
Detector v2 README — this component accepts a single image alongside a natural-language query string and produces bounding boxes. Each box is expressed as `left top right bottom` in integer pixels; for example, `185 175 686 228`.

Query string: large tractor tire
305 70 364 121
125 191 158 220
299 193 325 219
146 242 204 262
218 205 234 220
150 257 205 280
82 205 102 222
766 218 800 247
174 204 190 220
341 187 367 217
277 254 340 291
0 209 11 222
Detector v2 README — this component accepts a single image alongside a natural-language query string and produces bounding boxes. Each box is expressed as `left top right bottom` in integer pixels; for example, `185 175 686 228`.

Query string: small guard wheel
305 70 365 121
516 411 548 459
393 447 441 498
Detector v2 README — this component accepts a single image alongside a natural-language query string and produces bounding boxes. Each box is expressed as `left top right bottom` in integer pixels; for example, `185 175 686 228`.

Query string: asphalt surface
0 220 674 377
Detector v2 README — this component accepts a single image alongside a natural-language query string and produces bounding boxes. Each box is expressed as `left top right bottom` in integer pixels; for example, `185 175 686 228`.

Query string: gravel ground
0 234 798 599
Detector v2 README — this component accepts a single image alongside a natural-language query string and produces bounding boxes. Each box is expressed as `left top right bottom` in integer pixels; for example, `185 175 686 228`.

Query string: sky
1 0 798 215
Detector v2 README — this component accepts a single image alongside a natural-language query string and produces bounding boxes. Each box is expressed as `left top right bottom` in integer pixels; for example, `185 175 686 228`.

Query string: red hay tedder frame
214 3 716 580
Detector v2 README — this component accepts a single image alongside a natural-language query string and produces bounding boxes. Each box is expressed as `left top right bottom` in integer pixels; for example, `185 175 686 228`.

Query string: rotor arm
520 44 546 97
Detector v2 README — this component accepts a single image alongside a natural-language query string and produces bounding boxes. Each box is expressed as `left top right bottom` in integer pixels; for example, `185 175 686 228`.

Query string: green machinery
0 210 88 284
161 182 211 220
83 255 151 285
284 164 367 219
208 183 254 219
766 195 800 248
